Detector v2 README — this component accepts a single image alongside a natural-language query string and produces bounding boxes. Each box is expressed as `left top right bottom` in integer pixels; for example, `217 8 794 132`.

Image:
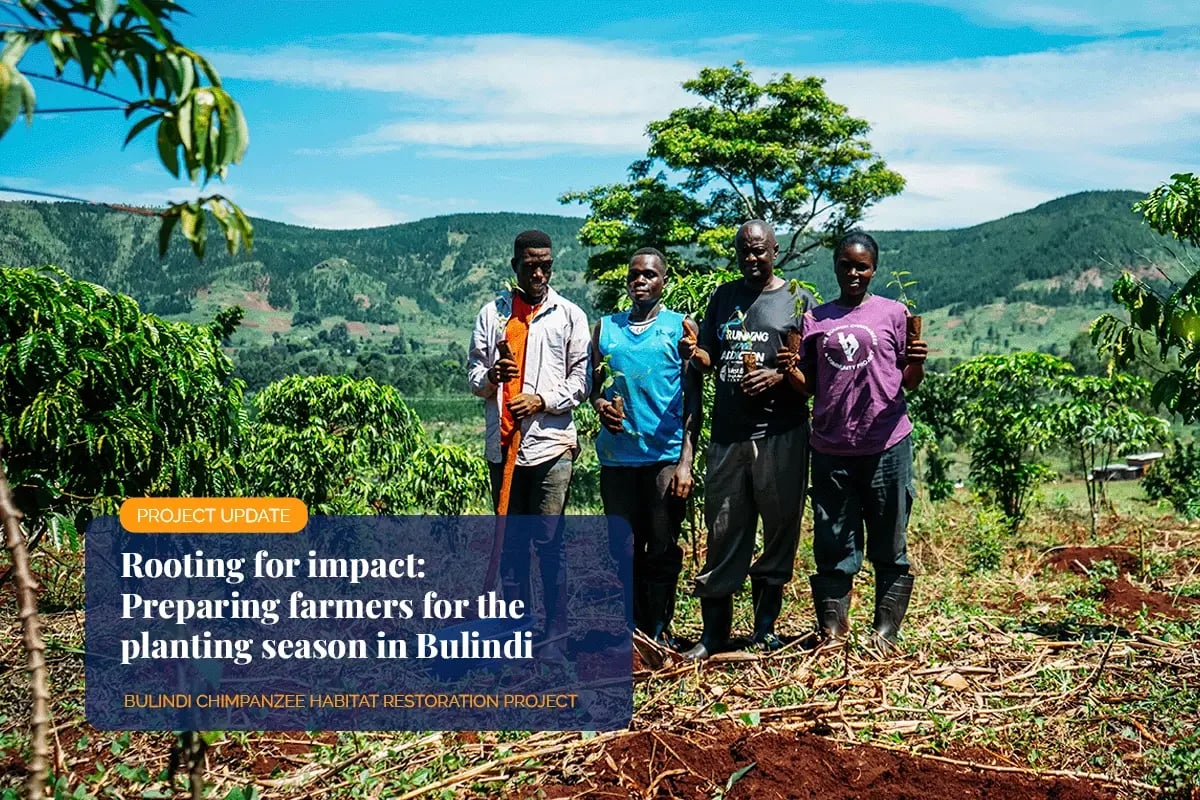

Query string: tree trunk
0 447 50 800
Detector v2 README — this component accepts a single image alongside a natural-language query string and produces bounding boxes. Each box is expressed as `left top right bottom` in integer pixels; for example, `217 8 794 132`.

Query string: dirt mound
1044 546 1200 621
1044 546 1138 576
1101 576 1200 620
534 726 1120 799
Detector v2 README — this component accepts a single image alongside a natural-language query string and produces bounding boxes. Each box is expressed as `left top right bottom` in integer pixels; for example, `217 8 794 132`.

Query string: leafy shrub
965 507 1007 574
1143 442 1200 520
0 266 245 536
393 443 490 515
243 375 422 514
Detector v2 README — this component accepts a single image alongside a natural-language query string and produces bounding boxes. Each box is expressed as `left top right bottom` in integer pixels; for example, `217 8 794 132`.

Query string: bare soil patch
1044 545 1200 621
532 725 1120 799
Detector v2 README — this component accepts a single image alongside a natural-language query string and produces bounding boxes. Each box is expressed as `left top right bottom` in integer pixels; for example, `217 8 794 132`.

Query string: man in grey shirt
680 220 814 659
467 229 590 662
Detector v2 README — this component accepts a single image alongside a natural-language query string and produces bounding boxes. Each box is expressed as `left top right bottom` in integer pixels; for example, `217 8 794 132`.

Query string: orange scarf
499 294 540 449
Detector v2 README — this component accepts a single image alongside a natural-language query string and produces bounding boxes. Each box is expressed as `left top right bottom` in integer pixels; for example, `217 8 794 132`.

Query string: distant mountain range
0 189 1179 337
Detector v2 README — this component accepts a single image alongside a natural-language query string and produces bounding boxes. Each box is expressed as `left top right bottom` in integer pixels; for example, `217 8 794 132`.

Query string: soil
1044 546 1139 576
1044 546 1200 621
531 724 1121 799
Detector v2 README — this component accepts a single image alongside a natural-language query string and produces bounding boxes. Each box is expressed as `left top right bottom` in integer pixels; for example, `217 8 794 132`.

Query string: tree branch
709 164 756 220
34 105 128 113
0 185 165 218
22 70 134 105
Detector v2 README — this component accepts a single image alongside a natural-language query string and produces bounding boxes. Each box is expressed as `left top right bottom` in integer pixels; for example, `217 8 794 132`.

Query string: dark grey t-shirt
700 279 814 444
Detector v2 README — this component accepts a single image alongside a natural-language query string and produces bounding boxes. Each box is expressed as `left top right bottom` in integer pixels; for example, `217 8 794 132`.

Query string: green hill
0 189 1186 389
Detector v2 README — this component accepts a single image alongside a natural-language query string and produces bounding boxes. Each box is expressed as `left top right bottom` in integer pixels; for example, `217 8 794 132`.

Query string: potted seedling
598 353 626 424
888 270 921 345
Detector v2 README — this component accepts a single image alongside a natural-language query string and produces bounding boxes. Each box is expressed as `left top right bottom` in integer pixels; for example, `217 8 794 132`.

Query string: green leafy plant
888 270 919 310
1094 172 1200 422
950 352 1072 532
0 0 252 256
393 443 490 515
0 266 245 539
243 375 422 514
1143 441 1200 520
965 507 1006 574
712 762 756 800
1051 373 1168 538
1148 732 1200 798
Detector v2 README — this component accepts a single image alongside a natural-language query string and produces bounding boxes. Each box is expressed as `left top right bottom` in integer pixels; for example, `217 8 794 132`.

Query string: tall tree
1094 172 1200 421
0 0 251 256
562 62 904 310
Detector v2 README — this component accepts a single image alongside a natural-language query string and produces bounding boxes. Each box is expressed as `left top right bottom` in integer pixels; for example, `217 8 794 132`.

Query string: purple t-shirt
801 294 913 456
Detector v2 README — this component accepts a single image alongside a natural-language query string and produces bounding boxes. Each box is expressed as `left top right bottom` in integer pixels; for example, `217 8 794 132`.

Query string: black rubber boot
630 581 647 635
682 596 732 661
872 570 913 646
641 582 679 649
538 548 570 666
751 579 785 651
810 574 852 641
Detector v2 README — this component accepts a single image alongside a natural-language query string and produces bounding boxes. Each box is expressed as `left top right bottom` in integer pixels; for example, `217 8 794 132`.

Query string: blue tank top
595 309 686 467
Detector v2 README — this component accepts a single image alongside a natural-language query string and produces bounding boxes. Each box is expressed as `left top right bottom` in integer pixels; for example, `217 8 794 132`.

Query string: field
2 478 1198 799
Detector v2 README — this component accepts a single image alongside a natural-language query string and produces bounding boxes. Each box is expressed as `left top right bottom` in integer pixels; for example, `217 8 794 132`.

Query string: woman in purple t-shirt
779 231 927 648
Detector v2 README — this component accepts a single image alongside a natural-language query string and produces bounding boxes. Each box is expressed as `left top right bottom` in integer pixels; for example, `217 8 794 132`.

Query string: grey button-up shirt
468 287 591 466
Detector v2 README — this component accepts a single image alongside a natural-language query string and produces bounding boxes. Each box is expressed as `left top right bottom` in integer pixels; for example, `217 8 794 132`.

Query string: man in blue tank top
590 248 702 649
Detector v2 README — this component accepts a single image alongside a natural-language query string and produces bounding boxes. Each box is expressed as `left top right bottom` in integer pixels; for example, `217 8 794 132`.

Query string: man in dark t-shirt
680 220 814 659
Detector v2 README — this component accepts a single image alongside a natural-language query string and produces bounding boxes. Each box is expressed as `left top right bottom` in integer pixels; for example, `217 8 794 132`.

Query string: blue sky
2 0 1198 230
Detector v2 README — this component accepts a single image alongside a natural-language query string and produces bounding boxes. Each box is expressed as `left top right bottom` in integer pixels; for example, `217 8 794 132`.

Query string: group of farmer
467 221 927 661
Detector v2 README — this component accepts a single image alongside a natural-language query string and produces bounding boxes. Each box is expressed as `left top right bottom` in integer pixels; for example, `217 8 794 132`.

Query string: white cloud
822 38 1200 153
860 162 1056 229
215 32 1200 229
873 0 1200 34
815 36 1199 226
216 35 698 156
281 191 409 229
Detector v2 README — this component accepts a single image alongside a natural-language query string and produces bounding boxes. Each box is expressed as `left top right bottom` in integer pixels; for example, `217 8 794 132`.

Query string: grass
1 479 1198 798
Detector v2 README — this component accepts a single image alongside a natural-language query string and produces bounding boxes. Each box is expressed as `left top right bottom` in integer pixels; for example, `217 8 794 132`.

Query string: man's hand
742 367 783 396
775 346 799 374
507 393 545 420
668 462 694 499
907 339 928 365
678 321 699 361
489 356 520 385
595 398 625 434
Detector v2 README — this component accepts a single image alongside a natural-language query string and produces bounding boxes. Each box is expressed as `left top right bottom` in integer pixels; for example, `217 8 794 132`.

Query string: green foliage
242 375 489 514
0 265 244 535
950 353 1072 531
1094 174 1200 422
392 443 490 515
0 0 252 256
1135 173 1200 246
965 507 1007 573
243 375 422 514
563 61 903 312
887 270 918 310
560 177 708 309
1051 373 1168 536
1143 442 1200 520
1148 731 1200 798
908 371 961 502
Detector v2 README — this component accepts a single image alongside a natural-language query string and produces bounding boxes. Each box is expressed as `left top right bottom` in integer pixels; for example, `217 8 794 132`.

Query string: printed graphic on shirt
716 307 770 382
823 323 878 372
